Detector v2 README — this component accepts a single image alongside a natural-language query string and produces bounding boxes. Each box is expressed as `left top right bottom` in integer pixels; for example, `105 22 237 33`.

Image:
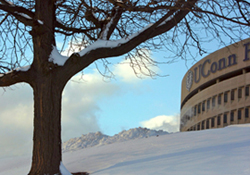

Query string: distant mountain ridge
62 127 168 152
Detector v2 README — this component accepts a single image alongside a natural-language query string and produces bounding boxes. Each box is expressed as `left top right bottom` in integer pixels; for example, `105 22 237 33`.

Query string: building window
224 92 228 103
246 108 249 118
201 121 205 130
206 120 209 129
211 117 215 127
197 123 200 130
231 89 235 101
194 106 197 116
191 107 194 117
193 125 196 131
218 94 222 105
202 101 205 112
230 111 234 122
207 98 210 110
212 96 216 107
246 86 249 97
238 109 242 120
238 88 242 99
198 103 201 114
217 115 221 125
223 113 227 124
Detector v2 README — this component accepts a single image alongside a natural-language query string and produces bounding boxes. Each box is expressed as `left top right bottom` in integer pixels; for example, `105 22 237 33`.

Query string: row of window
194 85 249 116
181 85 250 125
187 107 249 131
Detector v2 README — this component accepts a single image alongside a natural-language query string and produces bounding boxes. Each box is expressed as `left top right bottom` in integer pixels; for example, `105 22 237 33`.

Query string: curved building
180 38 250 132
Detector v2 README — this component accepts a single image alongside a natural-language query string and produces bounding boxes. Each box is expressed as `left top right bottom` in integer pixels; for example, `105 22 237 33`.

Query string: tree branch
60 0 198 79
55 21 98 39
0 13 8 25
0 3 35 26
0 0 13 5
99 7 123 40
107 0 181 13
0 67 31 87
193 7 250 26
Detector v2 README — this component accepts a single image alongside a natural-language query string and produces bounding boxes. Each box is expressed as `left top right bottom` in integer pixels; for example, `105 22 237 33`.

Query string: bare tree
0 0 249 174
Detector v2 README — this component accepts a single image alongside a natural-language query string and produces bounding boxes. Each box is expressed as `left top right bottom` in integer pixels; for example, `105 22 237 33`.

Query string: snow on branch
47 22 153 69
5 1 13 6
158 15 174 27
0 65 31 86
15 65 31 72
0 65 31 76
0 0 14 6
99 12 117 40
76 11 178 59
15 12 44 26
49 46 69 66
0 3 36 26
16 12 32 19
98 7 122 40
100 15 116 40
78 23 153 57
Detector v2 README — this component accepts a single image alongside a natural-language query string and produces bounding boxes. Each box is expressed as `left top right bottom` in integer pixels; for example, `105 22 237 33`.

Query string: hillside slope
0 124 249 175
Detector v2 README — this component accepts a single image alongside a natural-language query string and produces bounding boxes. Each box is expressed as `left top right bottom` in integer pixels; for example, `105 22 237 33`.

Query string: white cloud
140 115 180 133
113 60 140 83
113 51 159 83
0 85 33 158
61 72 121 141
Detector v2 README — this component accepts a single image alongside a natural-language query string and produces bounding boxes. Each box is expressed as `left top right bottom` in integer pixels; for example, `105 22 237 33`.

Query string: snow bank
63 124 250 175
0 124 249 175
60 162 72 175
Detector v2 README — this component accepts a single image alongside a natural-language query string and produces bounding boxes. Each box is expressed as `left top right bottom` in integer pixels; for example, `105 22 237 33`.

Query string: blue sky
59 48 196 138
95 55 190 135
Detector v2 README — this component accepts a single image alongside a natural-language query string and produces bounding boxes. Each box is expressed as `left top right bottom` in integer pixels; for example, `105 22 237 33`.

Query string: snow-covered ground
0 124 249 175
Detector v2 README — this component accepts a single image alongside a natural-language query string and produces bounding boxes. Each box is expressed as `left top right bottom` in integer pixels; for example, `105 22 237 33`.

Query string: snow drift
0 124 249 175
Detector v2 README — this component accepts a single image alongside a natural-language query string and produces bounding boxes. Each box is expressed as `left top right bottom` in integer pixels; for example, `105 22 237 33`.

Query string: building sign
186 70 193 91
186 41 250 91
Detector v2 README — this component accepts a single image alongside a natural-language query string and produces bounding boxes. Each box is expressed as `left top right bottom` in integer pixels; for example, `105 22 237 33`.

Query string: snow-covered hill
63 127 168 152
0 124 249 175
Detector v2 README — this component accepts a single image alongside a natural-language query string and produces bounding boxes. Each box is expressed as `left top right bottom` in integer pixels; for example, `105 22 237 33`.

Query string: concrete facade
180 38 250 132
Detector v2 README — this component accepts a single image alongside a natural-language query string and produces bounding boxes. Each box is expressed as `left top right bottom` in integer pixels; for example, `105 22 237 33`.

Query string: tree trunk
28 76 64 175
27 1 64 174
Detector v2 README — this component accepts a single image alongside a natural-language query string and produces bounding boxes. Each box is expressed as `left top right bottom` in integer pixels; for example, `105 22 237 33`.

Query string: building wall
180 38 250 132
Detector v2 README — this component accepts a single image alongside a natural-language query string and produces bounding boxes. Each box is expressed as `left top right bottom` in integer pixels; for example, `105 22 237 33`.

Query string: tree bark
28 76 64 175
27 1 63 174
